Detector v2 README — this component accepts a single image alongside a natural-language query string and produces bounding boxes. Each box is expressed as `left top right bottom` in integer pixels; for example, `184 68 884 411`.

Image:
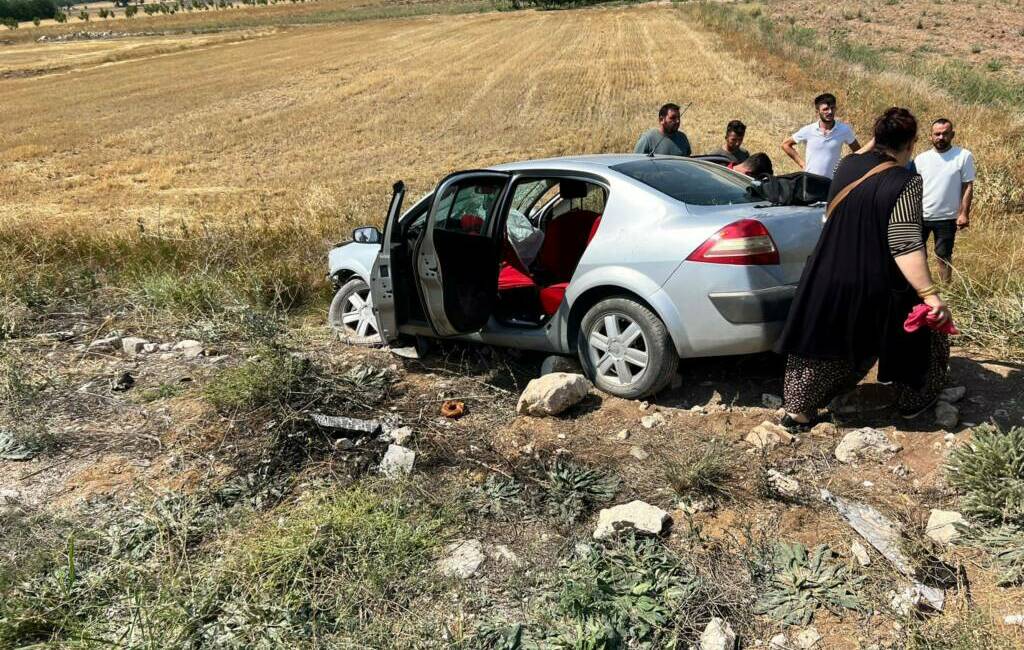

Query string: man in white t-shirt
914 118 975 283
781 92 861 179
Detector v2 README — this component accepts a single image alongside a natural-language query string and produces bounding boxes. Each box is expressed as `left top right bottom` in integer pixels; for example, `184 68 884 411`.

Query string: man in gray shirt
634 103 691 156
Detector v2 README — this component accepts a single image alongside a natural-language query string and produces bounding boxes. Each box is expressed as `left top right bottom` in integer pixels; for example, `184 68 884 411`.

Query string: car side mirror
352 226 382 244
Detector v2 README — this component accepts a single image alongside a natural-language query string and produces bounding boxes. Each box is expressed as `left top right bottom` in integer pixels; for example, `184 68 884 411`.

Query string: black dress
776 151 932 389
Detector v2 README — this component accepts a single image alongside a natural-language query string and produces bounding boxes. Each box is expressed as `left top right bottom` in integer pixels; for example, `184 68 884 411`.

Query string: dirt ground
3 321 1023 647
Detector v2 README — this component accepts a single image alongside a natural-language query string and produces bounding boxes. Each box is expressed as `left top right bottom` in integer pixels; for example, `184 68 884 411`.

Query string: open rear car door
414 171 512 337
369 181 406 343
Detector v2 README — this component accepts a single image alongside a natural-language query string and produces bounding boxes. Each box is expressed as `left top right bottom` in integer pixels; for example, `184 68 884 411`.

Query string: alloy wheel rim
339 288 378 339
587 312 648 387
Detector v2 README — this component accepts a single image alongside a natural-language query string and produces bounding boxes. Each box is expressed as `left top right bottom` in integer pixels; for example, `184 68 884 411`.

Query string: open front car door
369 181 406 343
414 171 512 337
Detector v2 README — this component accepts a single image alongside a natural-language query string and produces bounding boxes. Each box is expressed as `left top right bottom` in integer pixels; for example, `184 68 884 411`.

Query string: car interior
395 177 607 330
494 178 606 326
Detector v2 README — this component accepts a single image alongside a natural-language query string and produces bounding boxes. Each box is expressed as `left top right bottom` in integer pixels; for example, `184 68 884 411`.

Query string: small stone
158 342 173 351
489 544 520 566
516 373 592 417
745 421 794 450
0 489 20 504
690 405 705 414
142 343 159 353
390 426 413 445
121 336 149 356
944 432 956 442
934 401 959 429
87 335 121 352
768 633 791 650
1004 614 1024 626
938 386 966 403
766 469 800 497
540 354 580 376
641 412 667 428
379 444 415 477
794 627 822 649
762 393 783 409
629 446 650 461
890 584 944 615
678 496 716 515
851 540 871 566
520 443 534 455
593 500 670 540
557 433 567 440
173 339 202 351
891 463 911 478
925 509 966 545
862 480 875 488
333 438 355 450
639 401 650 411
615 429 630 441
699 617 737 650
834 427 900 464
810 422 838 437
437 539 485 578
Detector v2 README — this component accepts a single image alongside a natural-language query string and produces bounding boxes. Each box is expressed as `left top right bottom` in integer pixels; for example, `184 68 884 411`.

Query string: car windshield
611 158 758 206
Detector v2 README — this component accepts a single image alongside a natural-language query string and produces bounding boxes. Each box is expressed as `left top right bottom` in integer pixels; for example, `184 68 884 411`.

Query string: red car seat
534 209 601 283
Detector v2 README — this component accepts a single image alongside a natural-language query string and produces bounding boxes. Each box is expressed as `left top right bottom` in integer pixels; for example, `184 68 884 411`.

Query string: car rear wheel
577 297 678 399
328 277 382 346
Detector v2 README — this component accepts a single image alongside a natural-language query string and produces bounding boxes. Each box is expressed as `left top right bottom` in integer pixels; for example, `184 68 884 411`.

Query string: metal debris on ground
310 413 382 437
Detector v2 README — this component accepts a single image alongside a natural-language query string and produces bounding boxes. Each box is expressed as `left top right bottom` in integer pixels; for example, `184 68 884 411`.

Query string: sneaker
780 413 818 433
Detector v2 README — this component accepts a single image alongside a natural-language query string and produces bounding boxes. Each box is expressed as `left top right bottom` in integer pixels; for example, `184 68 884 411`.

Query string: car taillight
685 218 780 266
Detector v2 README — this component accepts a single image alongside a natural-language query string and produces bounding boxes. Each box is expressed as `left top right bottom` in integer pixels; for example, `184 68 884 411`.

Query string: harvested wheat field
2 2 1024 648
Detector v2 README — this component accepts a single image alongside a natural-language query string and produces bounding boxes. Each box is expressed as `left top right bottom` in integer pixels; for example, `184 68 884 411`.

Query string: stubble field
2 2 1024 648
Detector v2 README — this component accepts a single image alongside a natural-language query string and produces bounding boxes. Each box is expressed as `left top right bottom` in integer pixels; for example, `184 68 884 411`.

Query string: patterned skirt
783 332 950 416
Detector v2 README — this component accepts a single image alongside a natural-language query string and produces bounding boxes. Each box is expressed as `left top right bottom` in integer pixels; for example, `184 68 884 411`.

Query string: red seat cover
459 213 484 234
538 283 568 315
535 210 601 282
498 264 535 291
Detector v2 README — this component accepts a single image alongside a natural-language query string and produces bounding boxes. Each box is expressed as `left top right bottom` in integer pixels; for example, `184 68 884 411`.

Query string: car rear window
611 158 758 206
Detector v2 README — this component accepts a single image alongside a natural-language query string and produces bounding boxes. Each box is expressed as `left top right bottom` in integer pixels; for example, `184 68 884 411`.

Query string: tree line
0 0 57 21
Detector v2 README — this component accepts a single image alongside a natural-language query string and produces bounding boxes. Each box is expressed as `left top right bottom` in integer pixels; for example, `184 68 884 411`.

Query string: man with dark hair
730 152 773 178
634 102 692 156
781 92 860 179
713 120 749 163
913 118 975 283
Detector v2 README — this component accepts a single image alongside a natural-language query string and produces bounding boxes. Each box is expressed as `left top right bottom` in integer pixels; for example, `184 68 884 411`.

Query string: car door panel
415 171 511 337
368 181 406 343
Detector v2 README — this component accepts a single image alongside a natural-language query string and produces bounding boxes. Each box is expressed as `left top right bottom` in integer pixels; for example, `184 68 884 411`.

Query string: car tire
577 297 678 399
328 277 382 346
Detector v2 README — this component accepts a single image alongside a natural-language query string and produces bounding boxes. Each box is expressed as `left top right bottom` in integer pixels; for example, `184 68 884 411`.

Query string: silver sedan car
327 154 824 398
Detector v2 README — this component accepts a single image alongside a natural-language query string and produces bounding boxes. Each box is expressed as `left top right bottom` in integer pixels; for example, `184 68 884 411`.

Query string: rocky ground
2 318 1023 648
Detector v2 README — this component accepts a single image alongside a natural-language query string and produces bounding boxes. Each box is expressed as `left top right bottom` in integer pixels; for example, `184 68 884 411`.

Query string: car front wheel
577 297 678 399
328 277 382 346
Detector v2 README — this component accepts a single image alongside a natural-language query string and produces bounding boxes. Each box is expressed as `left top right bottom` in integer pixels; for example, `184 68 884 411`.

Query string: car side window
433 180 504 235
510 179 552 216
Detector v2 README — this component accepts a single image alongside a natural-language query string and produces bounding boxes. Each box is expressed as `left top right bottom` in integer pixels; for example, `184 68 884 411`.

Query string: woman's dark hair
873 107 918 150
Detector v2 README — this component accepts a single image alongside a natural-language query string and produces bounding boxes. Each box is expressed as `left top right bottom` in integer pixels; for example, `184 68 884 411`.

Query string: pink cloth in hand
904 303 959 335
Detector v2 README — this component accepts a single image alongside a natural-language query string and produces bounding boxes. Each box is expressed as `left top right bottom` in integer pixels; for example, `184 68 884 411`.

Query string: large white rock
834 427 901 463
746 421 795 450
516 373 592 417
379 444 415 478
437 539 485 578
925 509 966 545
593 500 670 540
699 617 736 650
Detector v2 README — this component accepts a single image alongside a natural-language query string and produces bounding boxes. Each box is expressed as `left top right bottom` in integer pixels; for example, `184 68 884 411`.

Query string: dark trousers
922 219 957 263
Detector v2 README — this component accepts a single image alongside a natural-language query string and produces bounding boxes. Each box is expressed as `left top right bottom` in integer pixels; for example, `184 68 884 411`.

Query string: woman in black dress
775 107 954 429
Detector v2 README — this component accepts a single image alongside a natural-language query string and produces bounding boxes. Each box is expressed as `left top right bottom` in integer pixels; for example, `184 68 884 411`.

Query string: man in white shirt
781 92 861 179
914 118 975 283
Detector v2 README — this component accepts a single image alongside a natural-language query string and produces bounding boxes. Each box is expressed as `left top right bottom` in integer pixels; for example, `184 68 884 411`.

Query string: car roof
489 153 706 174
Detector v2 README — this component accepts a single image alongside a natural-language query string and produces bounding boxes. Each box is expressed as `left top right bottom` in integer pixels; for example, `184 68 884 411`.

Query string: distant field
0 0 1021 353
